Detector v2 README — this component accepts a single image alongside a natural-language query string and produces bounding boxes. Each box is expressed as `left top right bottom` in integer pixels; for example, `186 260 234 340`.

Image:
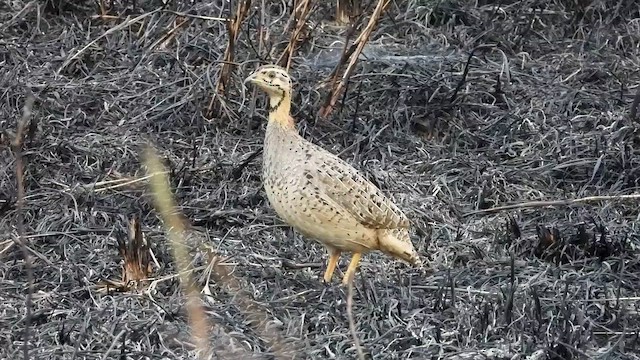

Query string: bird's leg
341 252 362 286
323 249 341 283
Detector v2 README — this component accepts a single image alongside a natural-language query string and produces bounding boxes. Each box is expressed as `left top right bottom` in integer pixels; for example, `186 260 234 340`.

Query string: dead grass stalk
144 147 212 358
320 0 390 118
206 0 251 118
277 0 315 71
10 94 35 360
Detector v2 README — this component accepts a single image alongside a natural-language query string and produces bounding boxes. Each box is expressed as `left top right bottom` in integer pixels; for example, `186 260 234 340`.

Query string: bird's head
244 64 292 99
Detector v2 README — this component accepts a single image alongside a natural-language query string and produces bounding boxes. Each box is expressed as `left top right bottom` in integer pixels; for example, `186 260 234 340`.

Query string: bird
244 64 422 286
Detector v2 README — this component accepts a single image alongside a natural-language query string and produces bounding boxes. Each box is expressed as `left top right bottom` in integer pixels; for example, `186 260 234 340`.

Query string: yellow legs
323 249 363 286
342 252 361 286
323 249 341 283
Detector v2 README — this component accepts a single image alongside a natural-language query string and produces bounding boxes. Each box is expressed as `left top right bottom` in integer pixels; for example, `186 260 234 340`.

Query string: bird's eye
267 72 275 79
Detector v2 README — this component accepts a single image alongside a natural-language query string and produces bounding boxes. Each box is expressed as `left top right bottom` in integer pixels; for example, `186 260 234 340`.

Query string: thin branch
11 94 35 360
462 194 640 217
144 147 212 358
346 280 365 360
449 44 496 103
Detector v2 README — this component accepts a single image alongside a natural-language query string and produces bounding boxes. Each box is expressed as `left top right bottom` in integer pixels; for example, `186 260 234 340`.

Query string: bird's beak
244 73 257 85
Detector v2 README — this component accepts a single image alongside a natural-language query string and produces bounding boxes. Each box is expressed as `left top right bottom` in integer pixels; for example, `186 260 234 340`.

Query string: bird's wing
305 149 409 230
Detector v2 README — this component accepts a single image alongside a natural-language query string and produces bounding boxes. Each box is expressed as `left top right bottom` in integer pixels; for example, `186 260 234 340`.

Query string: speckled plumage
245 64 422 285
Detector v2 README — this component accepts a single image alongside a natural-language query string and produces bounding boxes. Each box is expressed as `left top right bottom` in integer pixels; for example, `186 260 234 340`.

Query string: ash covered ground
1 0 640 359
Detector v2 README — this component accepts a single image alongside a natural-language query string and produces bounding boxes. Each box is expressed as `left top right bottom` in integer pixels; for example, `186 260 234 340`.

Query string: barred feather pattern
262 119 421 265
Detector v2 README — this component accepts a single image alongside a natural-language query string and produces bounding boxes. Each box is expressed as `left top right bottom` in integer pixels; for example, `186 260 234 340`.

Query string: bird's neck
268 91 295 130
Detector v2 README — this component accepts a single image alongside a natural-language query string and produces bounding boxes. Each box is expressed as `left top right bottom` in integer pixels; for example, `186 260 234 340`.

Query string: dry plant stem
320 0 390 118
346 280 365 360
275 0 300 68
322 4 371 97
463 194 640 217
100 329 126 360
144 147 211 358
119 214 152 288
98 0 108 17
0 239 14 255
206 0 251 117
276 0 314 70
259 0 267 61
321 29 357 103
245 0 268 132
161 11 226 22
11 94 35 360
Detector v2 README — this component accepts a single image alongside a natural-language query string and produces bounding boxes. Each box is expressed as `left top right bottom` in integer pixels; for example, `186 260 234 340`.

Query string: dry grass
1 0 640 359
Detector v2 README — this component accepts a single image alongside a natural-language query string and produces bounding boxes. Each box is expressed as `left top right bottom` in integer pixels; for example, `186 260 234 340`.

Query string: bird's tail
377 228 422 267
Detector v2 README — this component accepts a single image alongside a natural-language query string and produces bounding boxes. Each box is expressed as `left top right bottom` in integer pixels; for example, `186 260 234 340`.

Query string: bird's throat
268 93 295 129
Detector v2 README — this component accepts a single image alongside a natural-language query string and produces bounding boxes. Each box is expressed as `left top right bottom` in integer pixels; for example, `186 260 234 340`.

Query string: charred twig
0 1 36 32
230 147 263 179
244 0 269 133
282 259 323 270
463 194 640 217
11 94 35 360
504 254 515 325
449 44 495 103
320 0 390 118
258 0 268 62
281 259 322 270
206 0 252 118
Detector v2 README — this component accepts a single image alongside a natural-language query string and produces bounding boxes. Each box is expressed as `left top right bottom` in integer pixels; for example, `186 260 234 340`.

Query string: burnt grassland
1 0 640 359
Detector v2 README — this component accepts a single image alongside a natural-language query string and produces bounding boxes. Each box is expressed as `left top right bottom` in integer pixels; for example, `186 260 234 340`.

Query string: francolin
244 64 422 285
